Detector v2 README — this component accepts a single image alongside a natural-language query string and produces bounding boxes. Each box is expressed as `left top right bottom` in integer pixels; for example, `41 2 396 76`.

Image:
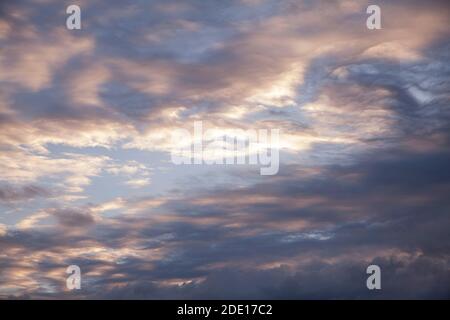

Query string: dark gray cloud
50 208 96 227
0 184 50 203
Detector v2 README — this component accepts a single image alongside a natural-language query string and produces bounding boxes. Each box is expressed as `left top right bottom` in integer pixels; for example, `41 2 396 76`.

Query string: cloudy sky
0 0 449 299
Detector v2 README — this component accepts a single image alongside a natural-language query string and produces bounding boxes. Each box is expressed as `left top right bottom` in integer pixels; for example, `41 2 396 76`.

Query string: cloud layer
0 0 449 299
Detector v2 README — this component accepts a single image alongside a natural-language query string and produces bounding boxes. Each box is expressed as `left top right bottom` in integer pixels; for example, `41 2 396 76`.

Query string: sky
0 0 449 299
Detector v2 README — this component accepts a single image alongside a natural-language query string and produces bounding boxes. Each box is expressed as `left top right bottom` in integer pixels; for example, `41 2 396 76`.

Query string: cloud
0 184 50 203
50 208 96 228
2 145 449 298
0 0 449 299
